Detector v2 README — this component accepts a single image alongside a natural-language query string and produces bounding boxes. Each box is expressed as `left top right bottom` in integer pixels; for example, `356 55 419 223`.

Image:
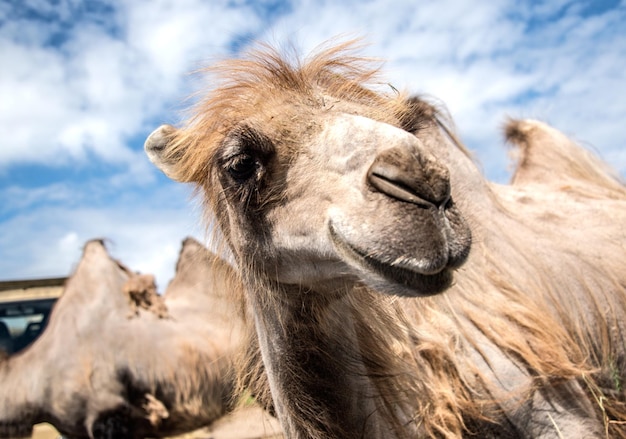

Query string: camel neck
249 283 399 439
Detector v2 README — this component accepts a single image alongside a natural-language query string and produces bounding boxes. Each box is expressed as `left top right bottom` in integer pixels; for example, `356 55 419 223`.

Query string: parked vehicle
0 277 64 355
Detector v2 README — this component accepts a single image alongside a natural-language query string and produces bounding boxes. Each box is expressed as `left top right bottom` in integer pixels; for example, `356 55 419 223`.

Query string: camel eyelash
224 153 260 182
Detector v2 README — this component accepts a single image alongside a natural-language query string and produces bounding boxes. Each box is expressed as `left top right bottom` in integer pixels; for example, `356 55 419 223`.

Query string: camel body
145 41 626 438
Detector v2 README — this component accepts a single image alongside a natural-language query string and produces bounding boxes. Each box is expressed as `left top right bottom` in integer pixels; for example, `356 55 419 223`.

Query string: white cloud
58 231 80 254
0 182 203 290
0 183 75 215
0 0 261 170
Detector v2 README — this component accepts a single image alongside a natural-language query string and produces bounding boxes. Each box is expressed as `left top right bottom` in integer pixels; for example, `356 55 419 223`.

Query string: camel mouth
328 222 454 297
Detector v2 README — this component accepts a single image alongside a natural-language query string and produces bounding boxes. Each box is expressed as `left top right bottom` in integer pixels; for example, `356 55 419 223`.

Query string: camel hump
81 238 109 258
58 238 134 309
165 237 238 303
505 119 623 191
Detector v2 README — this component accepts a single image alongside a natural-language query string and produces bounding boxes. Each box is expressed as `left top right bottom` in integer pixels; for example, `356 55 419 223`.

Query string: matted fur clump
146 40 626 438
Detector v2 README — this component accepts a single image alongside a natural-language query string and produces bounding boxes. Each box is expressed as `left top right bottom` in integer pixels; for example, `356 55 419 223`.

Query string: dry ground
29 404 283 439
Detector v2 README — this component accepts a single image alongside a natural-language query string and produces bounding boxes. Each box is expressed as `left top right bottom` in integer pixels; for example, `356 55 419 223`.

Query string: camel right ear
144 124 187 182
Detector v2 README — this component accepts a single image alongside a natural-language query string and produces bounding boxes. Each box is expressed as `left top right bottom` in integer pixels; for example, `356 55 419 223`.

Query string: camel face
147 106 471 297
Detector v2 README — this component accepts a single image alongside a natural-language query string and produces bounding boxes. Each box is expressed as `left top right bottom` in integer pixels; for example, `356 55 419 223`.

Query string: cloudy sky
1 0 624 290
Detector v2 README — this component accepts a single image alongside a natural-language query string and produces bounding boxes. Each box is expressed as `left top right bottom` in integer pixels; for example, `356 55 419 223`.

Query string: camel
0 237 244 439
145 41 626 438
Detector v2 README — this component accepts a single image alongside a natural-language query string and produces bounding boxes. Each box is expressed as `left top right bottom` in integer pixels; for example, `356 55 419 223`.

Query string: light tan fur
145 41 626 438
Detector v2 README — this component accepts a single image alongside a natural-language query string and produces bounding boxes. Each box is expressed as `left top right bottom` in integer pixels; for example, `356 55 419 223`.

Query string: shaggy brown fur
0 238 243 439
124 273 169 319
145 41 626 438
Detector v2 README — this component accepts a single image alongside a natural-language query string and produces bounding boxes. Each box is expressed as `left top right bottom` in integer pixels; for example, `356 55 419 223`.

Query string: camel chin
328 221 457 297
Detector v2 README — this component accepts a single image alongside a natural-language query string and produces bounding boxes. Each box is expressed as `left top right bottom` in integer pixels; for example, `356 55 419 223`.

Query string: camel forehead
320 113 416 148
237 90 400 140
240 107 409 164
290 113 421 175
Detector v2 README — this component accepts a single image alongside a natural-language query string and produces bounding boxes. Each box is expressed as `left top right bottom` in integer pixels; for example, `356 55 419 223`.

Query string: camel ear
400 95 438 133
144 124 186 182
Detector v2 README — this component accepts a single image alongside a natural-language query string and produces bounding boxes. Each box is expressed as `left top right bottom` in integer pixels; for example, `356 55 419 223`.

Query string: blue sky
1 0 625 289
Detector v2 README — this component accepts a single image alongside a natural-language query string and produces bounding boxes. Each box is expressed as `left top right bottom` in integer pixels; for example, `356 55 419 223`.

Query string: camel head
145 44 471 297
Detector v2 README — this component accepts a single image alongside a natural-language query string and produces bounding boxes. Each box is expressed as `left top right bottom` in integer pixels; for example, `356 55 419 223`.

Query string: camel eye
227 154 258 182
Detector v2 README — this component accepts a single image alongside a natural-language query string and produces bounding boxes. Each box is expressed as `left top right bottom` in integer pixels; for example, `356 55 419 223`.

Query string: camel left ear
144 124 185 181
400 95 438 134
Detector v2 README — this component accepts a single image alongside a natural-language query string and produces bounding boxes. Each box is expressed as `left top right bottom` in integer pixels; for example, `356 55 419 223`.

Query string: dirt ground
29 404 283 439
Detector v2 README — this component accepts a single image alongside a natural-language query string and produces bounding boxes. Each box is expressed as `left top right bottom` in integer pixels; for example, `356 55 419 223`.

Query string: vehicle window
0 299 56 355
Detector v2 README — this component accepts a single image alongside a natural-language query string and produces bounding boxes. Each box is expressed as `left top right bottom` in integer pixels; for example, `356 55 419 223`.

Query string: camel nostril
367 148 451 208
368 168 434 208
